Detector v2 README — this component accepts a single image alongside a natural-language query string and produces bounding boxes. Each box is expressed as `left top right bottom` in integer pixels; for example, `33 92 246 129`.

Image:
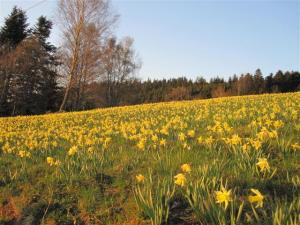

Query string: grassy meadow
0 92 299 225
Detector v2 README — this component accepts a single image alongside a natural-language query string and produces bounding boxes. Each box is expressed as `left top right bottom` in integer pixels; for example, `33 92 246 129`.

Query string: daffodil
136 174 145 183
174 173 186 187
256 158 270 172
178 132 186 142
248 188 264 208
187 130 195 138
181 163 191 173
136 139 145 150
197 136 203 144
215 186 232 209
151 135 158 142
159 139 166 147
47 157 55 166
251 139 262 150
68 146 78 156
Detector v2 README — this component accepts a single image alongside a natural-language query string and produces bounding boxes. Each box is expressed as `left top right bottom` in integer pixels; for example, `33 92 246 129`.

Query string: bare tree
101 37 141 106
57 0 117 111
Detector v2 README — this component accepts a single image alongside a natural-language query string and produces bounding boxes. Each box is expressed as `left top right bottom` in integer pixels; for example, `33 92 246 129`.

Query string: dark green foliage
0 7 60 116
0 6 29 48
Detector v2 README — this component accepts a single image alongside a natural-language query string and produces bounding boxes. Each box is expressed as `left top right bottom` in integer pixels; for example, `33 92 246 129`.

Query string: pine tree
33 16 60 113
0 6 29 47
253 69 264 94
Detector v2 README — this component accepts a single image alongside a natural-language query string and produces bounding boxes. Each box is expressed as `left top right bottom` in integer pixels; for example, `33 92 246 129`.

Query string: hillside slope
0 93 300 224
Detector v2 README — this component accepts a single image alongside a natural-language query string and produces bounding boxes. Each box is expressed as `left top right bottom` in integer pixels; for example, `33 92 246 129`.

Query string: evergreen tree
0 6 29 47
253 69 264 94
33 16 60 112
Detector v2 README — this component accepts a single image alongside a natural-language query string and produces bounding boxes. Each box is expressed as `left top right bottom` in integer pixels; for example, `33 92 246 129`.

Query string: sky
0 0 299 80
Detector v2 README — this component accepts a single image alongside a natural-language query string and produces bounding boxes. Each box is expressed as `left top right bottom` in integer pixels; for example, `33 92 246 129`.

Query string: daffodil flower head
181 163 191 173
136 174 145 183
248 188 264 208
256 158 270 172
215 186 232 209
68 146 78 156
174 173 186 187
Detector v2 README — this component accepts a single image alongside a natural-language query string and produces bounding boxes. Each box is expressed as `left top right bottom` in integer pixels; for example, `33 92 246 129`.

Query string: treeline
85 69 300 108
0 4 299 117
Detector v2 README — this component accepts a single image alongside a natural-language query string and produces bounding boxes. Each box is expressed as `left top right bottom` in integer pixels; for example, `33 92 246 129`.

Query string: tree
0 6 29 115
0 6 28 47
0 13 59 116
253 69 264 94
265 73 273 93
165 86 191 101
57 0 117 111
237 73 254 95
32 16 60 112
101 37 141 106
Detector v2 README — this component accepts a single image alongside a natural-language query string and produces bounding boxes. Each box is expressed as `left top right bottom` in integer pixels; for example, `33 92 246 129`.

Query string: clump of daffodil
181 163 191 173
256 158 270 172
248 188 264 208
215 186 232 209
136 174 145 183
174 173 186 187
68 146 78 156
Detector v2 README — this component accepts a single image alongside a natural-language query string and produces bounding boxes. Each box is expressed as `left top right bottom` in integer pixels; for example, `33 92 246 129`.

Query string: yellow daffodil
151 135 158 142
159 139 166 147
248 188 264 208
181 163 191 173
215 186 232 209
187 130 195 138
256 158 270 172
47 157 54 166
178 132 186 142
197 136 203 144
135 174 145 183
68 146 78 156
136 139 145 150
174 173 186 187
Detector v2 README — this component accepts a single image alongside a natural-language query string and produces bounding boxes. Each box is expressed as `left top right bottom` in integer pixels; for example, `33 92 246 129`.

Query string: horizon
1 0 299 80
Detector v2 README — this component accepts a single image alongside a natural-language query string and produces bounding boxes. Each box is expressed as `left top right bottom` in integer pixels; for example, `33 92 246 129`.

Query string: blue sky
1 0 299 80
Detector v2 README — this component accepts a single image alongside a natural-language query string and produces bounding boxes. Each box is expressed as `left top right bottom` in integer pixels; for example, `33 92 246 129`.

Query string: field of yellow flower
0 93 299 224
